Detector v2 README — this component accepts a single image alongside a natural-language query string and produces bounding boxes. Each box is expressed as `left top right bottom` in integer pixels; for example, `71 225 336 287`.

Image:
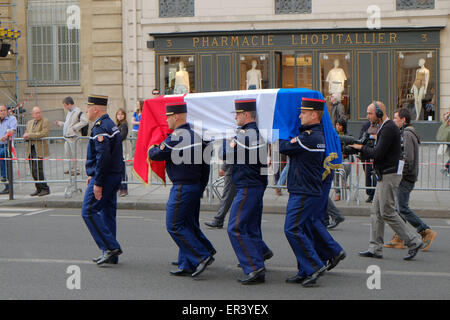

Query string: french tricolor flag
133 88 342 184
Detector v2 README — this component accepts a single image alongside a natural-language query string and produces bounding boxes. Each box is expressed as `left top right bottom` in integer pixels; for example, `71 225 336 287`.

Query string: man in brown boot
391 108 437 251
384 233 405 249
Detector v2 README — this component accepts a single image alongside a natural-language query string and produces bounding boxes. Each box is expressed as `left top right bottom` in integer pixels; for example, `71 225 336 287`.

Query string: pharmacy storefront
149 27 442 138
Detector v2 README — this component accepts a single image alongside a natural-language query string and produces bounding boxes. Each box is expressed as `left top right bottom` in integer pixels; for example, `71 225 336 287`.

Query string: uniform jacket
85 114 124 187
221 121 268 188
279 123 325 196
25 117 50 158
401 126 420 183
63 106 88 137
148 123 210 189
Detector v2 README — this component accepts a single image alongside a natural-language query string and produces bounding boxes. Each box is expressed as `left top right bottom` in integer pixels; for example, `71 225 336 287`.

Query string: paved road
0 207 449 300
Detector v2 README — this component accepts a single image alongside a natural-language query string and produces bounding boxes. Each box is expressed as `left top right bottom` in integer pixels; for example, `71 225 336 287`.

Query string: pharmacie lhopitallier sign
153 29 440 50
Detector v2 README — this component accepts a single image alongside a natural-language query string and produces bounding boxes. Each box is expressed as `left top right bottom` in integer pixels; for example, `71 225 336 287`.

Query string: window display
239 54 269 90
396 51 436 121
160 55 195 95
320 53 351 120
277 53 312 89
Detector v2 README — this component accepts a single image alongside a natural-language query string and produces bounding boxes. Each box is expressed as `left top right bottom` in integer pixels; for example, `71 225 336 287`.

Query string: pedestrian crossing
0 207 53 218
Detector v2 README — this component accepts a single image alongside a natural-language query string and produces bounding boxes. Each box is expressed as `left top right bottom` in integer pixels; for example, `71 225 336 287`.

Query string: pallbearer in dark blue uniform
312 171 346 271
279 97 330 286
148 102 215 277
222 98 272 285
82 94 124 266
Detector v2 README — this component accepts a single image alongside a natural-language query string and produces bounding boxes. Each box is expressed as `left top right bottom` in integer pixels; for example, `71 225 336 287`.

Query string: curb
1 199 448 218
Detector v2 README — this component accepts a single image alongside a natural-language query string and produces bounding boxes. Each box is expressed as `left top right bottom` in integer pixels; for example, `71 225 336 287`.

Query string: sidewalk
1 179 449 218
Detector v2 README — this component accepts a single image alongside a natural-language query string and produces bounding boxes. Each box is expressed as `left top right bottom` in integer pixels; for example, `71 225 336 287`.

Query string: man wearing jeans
0 105 17 194
350 101 423 261
384 108 436 251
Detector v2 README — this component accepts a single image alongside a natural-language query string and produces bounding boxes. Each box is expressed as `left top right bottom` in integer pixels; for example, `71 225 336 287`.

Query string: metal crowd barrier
1 137 449 202
348 141 450 205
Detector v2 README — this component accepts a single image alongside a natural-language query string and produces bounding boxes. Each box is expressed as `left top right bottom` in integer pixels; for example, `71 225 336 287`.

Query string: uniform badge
97 135 104 142
240 129 246 134
95 121 101 126
290 137 297 144
160 143 165 150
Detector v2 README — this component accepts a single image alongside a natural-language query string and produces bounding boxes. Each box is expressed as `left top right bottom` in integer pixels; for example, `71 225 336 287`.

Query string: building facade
123 0 450 140
0 0 124 134
1 1 449 139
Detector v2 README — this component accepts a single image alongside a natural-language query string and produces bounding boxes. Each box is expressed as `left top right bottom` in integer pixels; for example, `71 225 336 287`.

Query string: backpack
78 111 89 136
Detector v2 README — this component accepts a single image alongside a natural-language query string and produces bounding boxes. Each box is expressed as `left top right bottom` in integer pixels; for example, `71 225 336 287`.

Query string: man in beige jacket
56 96 88 175
23 106 50 196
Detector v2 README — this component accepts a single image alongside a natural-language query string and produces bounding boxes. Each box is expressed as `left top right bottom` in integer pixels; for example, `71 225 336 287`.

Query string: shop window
239 54 269 90
278 52 312 89
159 0 194 17
396 0 434 10
396 51 436 121
320 53 351 121
275 0 312 14
160 56 195 94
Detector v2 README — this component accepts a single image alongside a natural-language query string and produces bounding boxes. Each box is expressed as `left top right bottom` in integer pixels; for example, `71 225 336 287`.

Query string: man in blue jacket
149 102 215 277
279 97 333 287
222 98 272 285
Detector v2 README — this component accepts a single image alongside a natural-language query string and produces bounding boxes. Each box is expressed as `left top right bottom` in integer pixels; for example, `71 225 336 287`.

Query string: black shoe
359 250 383 259
285 274 306 283
263 249 274 261
38 189 50 197
238 268 265 285
0 177 6 182
204 220 223 229
327 250 346 271
170 268 193 276
301 266 327 287
93 253 118 264
366 196 374 203
192 256 214 277
171 261 179 266
96 248 122 266
0 188 9 195
404 242 424 261
30 190 40 197
327 216 345 229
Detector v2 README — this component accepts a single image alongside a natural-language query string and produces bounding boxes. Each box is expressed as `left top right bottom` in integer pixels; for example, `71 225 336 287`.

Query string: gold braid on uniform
322 152 343 181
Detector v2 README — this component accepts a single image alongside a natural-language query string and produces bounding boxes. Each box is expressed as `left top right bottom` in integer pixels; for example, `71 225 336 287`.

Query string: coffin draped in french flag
133 88 343 184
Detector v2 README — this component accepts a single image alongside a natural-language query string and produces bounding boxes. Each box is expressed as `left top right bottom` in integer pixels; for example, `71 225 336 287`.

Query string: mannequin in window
411 58 430 121
326 59 347 99
246 60 262 90
174 61 190 94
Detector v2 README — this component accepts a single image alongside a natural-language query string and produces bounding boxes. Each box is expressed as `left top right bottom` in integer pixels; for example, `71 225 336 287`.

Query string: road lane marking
0 258 92 265
0 213 22 218
0 208 38 212
24 209 53 216
49 214 145 220
227 265 450 278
